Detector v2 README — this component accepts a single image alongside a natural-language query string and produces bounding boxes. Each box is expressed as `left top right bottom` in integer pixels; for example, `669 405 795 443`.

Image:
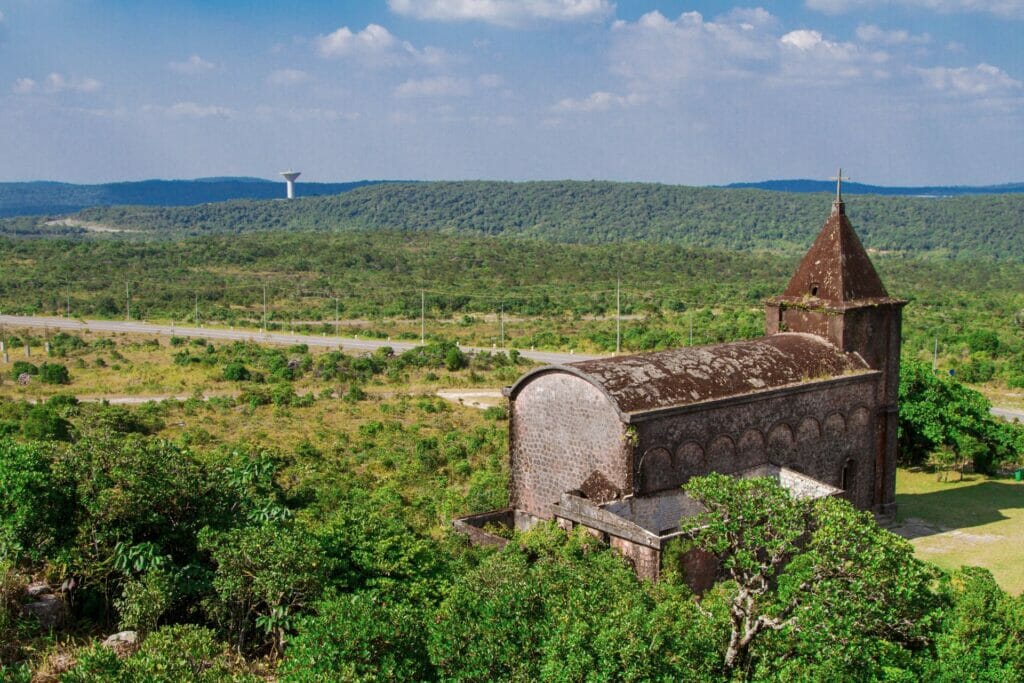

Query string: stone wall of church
510 372 631 520
632 376 879 510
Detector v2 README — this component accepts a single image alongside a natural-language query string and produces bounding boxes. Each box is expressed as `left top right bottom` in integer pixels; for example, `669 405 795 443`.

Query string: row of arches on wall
638 406 872 494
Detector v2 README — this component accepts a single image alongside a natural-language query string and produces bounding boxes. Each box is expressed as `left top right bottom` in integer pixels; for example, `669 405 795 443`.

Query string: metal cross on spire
830 167 848 201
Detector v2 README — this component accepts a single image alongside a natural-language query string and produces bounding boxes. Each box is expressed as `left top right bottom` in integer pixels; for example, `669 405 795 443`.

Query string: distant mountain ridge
722 179 1024 196
0 178 391 217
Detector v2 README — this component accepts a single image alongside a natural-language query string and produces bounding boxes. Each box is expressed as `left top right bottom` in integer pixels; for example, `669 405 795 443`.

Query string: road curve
0 314 598 366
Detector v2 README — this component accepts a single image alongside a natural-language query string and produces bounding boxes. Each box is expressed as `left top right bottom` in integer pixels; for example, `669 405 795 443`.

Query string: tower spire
830 168 847 216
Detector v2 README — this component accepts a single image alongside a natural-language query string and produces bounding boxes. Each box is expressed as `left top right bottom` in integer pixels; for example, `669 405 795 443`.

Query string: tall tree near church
680 474 938 679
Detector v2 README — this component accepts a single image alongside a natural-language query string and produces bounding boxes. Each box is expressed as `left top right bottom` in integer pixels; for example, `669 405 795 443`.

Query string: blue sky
1 0 1021 185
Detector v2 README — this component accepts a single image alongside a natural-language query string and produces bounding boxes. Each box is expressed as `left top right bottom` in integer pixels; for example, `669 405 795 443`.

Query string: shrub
343 384 366 403
0 439 71 563
483 405 508 421
445 347 466 371
115 567 176 634
38 363 71 385
281 591 434 682
199 523 330 655
9 361 37 379
223 362 251 382
65 624 255 682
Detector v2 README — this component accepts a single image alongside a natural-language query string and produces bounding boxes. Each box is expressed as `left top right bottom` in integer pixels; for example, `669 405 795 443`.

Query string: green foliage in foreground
1 356 1023 680
681 473 939 679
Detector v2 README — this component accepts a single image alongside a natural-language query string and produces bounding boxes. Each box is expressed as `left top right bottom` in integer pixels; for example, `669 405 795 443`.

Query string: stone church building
456 190 905 582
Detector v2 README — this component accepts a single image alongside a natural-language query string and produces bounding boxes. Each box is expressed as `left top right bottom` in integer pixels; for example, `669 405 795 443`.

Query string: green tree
21 404 73 442
927 567 1024 682
899 360 1024 472
680 473 938 679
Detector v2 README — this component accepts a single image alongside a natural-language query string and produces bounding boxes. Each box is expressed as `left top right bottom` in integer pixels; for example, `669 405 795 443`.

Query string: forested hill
724 179 1024 196
0 177 388 217
8 180 1024 259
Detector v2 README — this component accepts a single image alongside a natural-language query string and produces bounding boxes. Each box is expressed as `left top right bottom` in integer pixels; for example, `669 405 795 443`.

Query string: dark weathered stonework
510 372 630 520
455 196 904 585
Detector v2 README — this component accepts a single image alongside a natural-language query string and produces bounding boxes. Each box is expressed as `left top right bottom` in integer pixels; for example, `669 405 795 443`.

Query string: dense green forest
724 179 1024 195
1 332 1022 681
2 230 1023 385
0 179 385 218
4 181 1023 259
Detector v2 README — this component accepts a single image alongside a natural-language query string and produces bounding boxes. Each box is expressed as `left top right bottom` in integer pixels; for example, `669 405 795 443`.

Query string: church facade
455 191 905 582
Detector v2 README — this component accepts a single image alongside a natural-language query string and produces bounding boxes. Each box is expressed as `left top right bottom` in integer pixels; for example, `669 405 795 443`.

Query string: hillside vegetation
0 178 386 218
2 230 1023 387
8 180 1017 260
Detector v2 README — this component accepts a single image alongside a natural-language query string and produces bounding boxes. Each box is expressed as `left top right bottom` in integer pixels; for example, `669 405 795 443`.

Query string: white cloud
855 24 930 45
266 68 311 86
394 75 471 97
778 29 888 83
169 54 216 74
13 73 101 94
780 29 826 51
387 0 614 26
315 23 447 67
915 62 1022 95
806 0 1024 20
553 90 645 112
609 10 778 88
144 102 234 119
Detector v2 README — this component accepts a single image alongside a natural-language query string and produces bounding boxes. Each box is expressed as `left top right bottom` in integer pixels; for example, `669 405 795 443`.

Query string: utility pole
689 311 694 346
66 282 71 319
335 297 339 338
125 281 131 321
499 300 505 348
933 337 939 373
420 290 425 344
262 285 267 334
615 279 621 354
195 293 199 325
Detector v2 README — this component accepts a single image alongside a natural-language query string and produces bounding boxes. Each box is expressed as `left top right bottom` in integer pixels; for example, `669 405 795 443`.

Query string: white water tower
280 170 301 199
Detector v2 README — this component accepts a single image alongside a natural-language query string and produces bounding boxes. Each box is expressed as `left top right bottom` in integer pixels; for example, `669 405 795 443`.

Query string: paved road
991 406 1024 423
0 314 598 366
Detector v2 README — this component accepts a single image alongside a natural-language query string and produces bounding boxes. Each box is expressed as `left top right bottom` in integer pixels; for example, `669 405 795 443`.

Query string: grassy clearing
895 468 1024 595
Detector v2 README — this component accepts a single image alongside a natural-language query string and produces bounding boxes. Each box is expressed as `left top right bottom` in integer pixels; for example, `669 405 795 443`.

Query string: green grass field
895 468 1024 595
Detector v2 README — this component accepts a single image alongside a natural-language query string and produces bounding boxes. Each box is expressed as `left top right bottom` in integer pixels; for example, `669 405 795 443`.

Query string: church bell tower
764 171 906 519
